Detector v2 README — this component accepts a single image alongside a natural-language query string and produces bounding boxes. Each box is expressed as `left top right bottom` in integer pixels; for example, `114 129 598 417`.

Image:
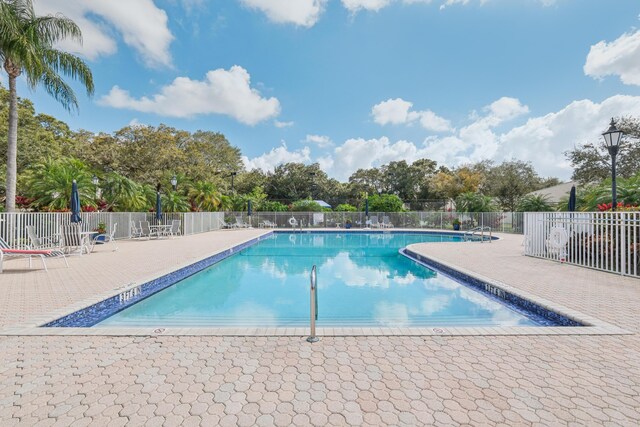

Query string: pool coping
0 230 629 337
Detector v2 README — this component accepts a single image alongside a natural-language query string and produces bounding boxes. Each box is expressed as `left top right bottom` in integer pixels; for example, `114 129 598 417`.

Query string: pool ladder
306 265 319 343
463 226 492 242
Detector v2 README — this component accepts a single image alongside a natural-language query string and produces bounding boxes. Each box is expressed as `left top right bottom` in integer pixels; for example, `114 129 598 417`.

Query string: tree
566 116 640 185
335 203 357 212
517 194 554 212
100 172 148 212
0 0 94 211
23 158 94 210
455 192 496 213
188 181 222 211
484 160 548 211
368 194 404 212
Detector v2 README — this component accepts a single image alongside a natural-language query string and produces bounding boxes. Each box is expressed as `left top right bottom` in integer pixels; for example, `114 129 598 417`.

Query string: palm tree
101 173 148 212
517 194 555 212
188 181 222 211
0 0 94 211
23 158 94 210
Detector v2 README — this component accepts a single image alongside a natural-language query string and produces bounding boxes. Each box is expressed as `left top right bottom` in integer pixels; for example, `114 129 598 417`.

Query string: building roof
527 181 577 204
314 200 332 208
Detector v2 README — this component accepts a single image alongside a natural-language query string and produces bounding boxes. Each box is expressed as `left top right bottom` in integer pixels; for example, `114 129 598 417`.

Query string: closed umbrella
155 191 162 221
365 198 369 219
568 185 576 212
70 180 81 223
247 200 252 216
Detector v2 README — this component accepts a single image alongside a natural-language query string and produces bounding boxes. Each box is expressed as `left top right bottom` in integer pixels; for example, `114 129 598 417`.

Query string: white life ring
288 217 298 227
547 227 568 249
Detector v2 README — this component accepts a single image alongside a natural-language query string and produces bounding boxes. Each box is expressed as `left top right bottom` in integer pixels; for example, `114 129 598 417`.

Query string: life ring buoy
547 227 568 249
288 217 298 227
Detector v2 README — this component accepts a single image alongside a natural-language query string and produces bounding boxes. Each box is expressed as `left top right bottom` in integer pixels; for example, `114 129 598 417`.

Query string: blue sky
24 0 640 181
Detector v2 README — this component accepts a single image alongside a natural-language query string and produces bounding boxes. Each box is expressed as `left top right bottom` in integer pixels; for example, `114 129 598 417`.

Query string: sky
21 0 640 182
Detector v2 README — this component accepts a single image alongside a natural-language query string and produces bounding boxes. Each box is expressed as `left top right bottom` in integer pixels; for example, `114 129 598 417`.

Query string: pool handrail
306 265 319 343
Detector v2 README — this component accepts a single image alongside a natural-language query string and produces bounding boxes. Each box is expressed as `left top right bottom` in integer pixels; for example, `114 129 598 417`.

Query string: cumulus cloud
34 0 173 67
242 144 311 171
584 30 640 86
372 98 451 132
99 66 280 125
239 0 327 27
316 95 640 181
304 134 334 148
342 0 393 13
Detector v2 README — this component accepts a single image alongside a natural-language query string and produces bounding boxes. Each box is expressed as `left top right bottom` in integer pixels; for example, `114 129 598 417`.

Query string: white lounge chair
382 216 394 228
93 223 118 251
168 220 182 238
235 216 250 228
261 220 277 228
61 224 93 255
130 220 143 239
139 221 158 239
369 216 381 228
0 236 68 273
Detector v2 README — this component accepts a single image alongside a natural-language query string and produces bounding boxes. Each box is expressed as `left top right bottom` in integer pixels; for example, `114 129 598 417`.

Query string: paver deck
1 230 639 425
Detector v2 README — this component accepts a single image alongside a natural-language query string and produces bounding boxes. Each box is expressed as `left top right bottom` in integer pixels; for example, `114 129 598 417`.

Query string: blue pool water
96 232 542 328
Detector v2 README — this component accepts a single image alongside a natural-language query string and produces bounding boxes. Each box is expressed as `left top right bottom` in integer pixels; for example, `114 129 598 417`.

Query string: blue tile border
400 248 584 327
44 233 275 327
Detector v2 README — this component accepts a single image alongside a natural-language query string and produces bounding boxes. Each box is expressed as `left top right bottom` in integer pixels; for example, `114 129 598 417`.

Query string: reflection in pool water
97 233 539 327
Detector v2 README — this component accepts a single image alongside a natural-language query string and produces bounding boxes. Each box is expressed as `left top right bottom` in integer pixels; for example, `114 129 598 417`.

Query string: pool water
97 233 540 327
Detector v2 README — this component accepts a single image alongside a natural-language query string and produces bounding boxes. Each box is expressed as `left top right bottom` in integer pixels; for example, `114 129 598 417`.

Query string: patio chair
220 219 234 229
130 220 143 239
235 216 250 228
168 220 182 238
26 225 58 249
61 224 93 255
369 216 381 228
0 236 68 273
382 216 394 228
93 223 118 251
139 221 158 239
262 220 277 228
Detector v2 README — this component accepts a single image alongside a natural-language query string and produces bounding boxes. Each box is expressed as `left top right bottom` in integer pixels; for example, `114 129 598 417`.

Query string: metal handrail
306 265 319 343
464 226 492 243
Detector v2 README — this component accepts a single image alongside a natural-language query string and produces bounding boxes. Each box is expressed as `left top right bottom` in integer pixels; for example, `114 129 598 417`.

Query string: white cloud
99 66 280 125
274 120 294 128
372 98 451 132
242 144 311 171
584 30 640 86
239 0 327 27
34 0 173 68
304 135 334 148
342 0 393 13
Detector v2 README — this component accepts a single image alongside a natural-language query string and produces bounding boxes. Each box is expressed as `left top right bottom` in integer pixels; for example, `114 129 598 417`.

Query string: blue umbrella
568 185 576 212
70 180 81 223
155 192 162 220
365 198 369 219
247 200 252 216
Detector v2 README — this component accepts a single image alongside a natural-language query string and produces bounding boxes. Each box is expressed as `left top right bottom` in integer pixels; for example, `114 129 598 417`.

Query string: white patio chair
61 224 93 255
139 221 158 239
235 216 250 228
130 221 143 239
382 216 394 228
26 225 58 249
369 216 381 228
168 220 182 238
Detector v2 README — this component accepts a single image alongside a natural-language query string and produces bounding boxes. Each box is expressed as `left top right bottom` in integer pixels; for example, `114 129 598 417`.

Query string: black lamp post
309 171 316 199
170 175 178 191
601 118 624 211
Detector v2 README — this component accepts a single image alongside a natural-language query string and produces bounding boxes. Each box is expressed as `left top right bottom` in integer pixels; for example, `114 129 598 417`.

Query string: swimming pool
79 231 563 328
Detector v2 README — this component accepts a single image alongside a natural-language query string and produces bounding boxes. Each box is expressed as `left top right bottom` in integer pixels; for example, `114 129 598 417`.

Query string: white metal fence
0 211 225 248
230 211 524 233
524 212 640 278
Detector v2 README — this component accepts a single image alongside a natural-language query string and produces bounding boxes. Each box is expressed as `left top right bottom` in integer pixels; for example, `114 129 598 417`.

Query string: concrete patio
0 230 639 426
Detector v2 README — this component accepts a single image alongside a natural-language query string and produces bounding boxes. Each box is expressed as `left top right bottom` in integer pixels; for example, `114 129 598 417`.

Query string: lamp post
309 171 316 199
92 175 100 200
601 118 624 211
170 175 178 191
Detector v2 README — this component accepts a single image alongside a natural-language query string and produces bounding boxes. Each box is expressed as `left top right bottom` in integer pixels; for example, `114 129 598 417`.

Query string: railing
307 265 319 343
0 211 225 248
464 226 492 242
229 211 524 233
524 212 640 278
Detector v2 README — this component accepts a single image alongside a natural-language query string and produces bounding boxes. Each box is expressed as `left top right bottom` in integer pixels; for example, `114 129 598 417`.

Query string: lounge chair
61 224 93 255
26 225 58 249
260 220 277 228
382 216 394 228
168 220 181 238
220 219 234 229
235 216 250 228
93 223 118 251
130 221 143 239
139 221 158 239
369 216 381 228
0 236 68 273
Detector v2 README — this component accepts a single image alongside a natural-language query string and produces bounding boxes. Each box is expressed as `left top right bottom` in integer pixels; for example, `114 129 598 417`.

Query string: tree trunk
5 73 18 212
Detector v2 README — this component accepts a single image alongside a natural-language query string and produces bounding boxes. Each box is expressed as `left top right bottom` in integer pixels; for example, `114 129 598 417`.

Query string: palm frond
32 14 82 45
39 66 78 112
42 48 94 95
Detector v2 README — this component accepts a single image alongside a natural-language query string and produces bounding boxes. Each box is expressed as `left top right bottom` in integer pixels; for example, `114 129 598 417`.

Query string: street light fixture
601 118 624 211
92 175 99 186
170 175 178 191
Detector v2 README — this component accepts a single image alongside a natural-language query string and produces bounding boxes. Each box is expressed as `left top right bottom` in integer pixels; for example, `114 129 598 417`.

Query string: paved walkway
1 231 639 425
